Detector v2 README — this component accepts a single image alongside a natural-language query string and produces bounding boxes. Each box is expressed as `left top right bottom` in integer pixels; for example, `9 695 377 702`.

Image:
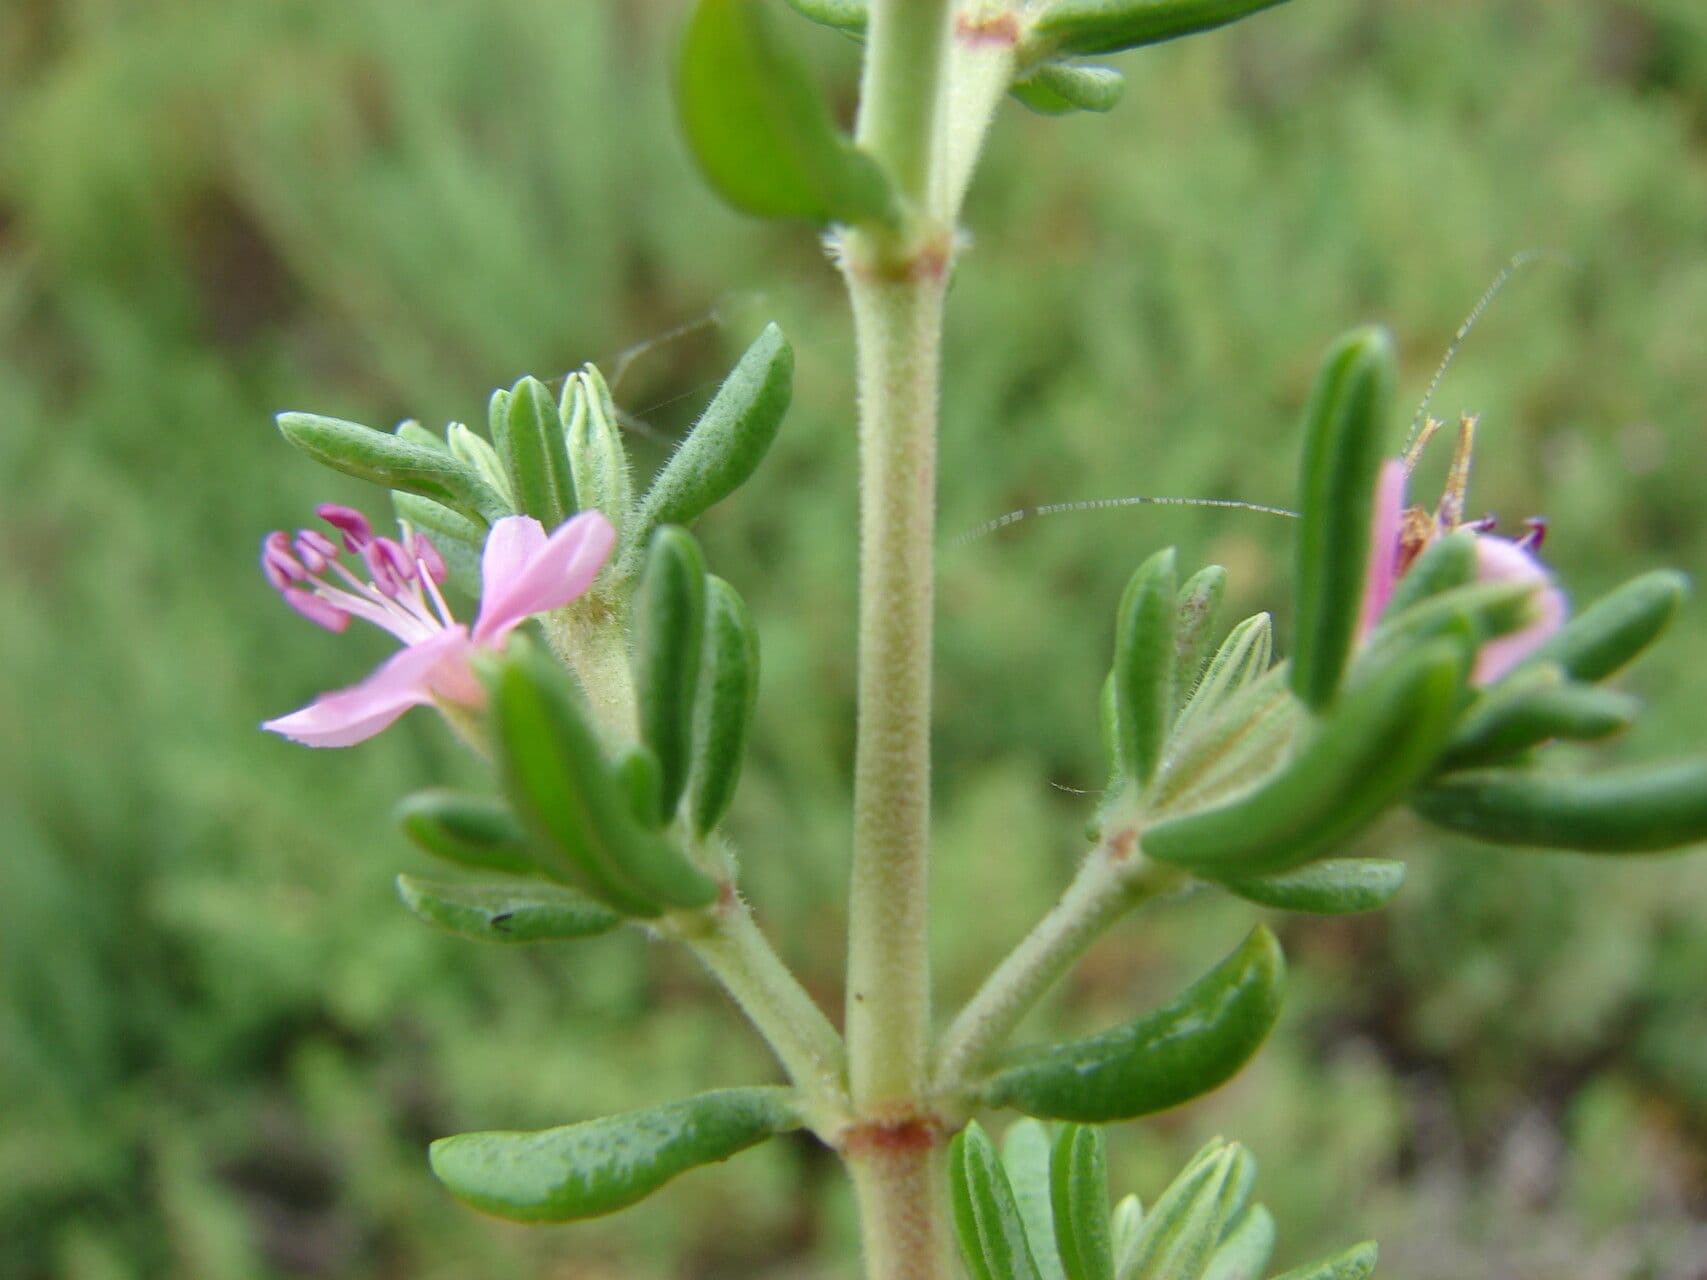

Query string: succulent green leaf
565 368 634 540
1051 1125 1114 1280
1032 0 1295 60
278 411 511 525
396 789 540 877
1268 1242 1379 1280
501 376 577 530
1412 759 1707 853
489 641 718 914
1290 327 1397 709
429 1088 800 1223
950 1123 1046 1280
779 0 867 31
1174 565 1229 715
689 576 761 836
1522 568 1688 683
1124 1141 1245 1280
980 928 1284 1122
632 324 794 550
1220 859 1406 915
616 747 666 830
1203 1205 1275 1280
1011 63 1127 115
1100 669 1125 778
634 528 709 821
1146 641 1465 877
1003 1120 1068 1280
1114 548 1179 787
1380 530 1478 619
395 874 622 943
676 0 894 222
1442 671 1638 770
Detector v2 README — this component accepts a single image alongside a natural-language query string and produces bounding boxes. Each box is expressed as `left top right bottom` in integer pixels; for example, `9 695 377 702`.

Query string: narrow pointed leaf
676 0 893 222
689 576 761 836
395 420 449 452
1290 327 1397 708
278 412 511 524
1176 613 1273 731
430 1088 800 1222
950 1123 1046 1280
1114 548 1179 786
1052 1125 1114 1280
1174 565 1229 715
491 642 718 914
1203 1205 1275 1280
1111 1195 1145 1280
1012 63 1126 115
1380 530 1477 619
1033 0 1295 58
1146 641 1465 877
1522 569 1688 682
1125 1142 1241 1280
1443 677 1638 770
780 0 867 30
1004 1120 1068 1280
397 790 539 877
980 928 1284 1122
632 324 794 548
1269 1242 1379 1280
396 875 621 943
1221 859 1406 914
500 376 576 529
565 368 634 541
634 528 708 821
1413 760 1707 852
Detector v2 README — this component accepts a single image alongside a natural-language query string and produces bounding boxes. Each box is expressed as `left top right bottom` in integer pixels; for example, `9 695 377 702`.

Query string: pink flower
1358 457 1566 685
261 505 615 747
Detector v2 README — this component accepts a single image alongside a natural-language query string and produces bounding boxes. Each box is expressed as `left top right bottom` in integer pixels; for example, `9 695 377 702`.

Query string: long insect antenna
1403 249 1569 455
952 495 1298 548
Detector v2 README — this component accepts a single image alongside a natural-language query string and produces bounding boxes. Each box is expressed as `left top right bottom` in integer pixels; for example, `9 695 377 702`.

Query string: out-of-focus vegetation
2 0 1705 1276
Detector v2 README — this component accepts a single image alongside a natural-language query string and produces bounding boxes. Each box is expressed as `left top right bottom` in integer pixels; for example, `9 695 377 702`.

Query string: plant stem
846 1135 956 1280
673 898 850 1112
856 0 955 210
839 5 1022 1277
934 836 1186 1093
842 265 948 1114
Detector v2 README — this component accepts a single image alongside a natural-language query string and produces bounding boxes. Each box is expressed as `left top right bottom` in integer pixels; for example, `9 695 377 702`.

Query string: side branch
932 829 1186 1094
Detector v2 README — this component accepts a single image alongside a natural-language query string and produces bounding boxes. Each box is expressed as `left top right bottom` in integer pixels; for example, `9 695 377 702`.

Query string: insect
954 250 1566 551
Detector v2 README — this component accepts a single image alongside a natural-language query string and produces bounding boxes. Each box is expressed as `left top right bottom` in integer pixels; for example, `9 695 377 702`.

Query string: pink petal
1357 459 1408 637
473 511 616 646
1471 535 1568 685
263 627 475 747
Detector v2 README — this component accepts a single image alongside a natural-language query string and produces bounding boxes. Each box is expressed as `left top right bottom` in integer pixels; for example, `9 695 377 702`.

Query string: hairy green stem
672 900 849 1111
856 0 955 209
846 1135 956 1280
842 264 948 1114
933 836 1186 1093
552 598 845 1111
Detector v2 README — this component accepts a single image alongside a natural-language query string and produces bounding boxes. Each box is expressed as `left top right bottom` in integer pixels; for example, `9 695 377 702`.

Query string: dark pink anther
1519 517 1547 552
317 503 373 551
282 587 351 633
409 532 447 584
1465 514 1499 533
261 531 306 590
361 538 405 596
294 528 339 573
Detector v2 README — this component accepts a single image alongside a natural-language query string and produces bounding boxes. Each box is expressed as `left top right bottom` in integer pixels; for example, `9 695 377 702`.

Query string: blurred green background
3 0 1706 1276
